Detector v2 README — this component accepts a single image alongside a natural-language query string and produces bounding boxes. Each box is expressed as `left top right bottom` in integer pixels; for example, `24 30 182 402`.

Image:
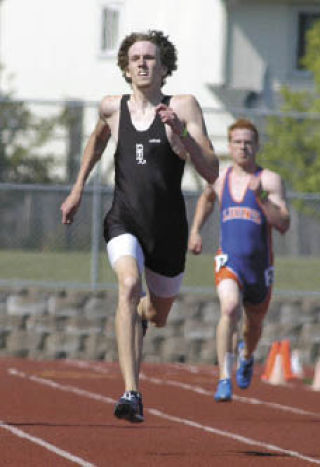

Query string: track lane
64 359 320 463
1 358 319 466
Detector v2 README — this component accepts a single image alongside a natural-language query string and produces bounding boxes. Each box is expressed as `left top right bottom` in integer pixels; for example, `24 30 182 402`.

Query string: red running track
0 357 319 466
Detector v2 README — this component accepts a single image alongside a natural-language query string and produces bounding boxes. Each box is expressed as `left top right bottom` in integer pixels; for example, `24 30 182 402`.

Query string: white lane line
148 409 320 465
0 420 95 467
8 368 115 405
140 373 320 417
8 367 320 465
65 360 320 418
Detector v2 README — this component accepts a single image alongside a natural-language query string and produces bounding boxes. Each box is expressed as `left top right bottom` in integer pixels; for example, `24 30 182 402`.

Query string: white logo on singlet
136 144 146 165
149 138 161 143
215 253 228 273
264 266 274 287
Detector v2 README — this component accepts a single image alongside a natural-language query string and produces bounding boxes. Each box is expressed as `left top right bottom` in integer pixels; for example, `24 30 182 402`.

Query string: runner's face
229 129 259 167
126 41 166 89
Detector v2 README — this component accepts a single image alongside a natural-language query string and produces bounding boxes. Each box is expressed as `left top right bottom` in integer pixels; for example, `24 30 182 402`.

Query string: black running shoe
114 391 144 423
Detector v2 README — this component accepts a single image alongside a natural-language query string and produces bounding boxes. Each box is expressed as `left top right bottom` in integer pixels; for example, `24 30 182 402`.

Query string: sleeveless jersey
104 94 188 276
218 166 273 291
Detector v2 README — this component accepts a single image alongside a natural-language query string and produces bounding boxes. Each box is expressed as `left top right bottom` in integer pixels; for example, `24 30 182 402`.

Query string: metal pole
91 167 102 291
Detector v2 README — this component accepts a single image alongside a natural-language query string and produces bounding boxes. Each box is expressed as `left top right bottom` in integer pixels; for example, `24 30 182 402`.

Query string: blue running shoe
236 341 254 389
214 379 232 402
114 391 144 423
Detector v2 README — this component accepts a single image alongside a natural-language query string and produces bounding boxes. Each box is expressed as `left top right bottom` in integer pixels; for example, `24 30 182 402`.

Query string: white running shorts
106 233 184 298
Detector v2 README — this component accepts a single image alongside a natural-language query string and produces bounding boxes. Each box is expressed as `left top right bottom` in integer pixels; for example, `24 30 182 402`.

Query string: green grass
0 250 116 285
184 253 320 292
0 249 319 292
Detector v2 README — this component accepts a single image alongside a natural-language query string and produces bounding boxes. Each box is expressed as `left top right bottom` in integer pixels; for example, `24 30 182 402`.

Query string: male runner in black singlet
61 30 219 422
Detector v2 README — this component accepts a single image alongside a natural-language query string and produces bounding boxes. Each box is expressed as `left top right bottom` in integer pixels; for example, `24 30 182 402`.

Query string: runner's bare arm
60 98 113 224
251 171 290 234
156 95 219 184
188 184 217 254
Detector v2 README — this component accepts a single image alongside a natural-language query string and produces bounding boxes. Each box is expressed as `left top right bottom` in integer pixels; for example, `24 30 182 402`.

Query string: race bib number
264 266 274 287
215 253 228 273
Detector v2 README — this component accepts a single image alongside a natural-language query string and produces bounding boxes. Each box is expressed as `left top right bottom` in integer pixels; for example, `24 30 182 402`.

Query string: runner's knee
221 302 241 321
118 274 141 305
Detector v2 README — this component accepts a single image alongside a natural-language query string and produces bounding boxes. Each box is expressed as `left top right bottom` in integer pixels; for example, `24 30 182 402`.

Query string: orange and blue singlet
215 167 273 305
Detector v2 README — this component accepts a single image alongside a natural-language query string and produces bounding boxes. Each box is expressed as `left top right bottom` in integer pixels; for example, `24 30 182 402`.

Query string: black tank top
104 94 188 276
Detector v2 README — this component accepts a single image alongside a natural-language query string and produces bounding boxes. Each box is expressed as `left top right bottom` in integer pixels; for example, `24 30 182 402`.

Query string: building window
296 12 320 69
100 3 122 55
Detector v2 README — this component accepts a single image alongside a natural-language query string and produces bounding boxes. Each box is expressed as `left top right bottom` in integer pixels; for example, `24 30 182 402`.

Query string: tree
260 20 320 193
0 88 62 184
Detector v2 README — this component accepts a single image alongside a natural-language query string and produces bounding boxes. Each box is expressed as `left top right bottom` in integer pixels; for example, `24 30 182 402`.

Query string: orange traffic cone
261 341 281 381
268 353 287 386
280 339 295 381
311 358 320 391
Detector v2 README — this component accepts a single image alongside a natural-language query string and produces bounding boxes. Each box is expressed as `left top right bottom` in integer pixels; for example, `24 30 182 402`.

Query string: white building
1 0 319 187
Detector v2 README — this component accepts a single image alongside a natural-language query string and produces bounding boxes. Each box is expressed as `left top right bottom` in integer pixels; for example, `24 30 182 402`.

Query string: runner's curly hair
117 30 177 87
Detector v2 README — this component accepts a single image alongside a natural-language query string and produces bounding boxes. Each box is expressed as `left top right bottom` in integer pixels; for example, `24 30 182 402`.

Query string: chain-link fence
1 98 320 294
1 181 320 293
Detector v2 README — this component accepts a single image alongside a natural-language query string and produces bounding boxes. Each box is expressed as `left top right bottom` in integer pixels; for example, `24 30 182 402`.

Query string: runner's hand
248 175 269 203
60 190 82 225
248 175 262 196
188 230 203 255
155 103 185 136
